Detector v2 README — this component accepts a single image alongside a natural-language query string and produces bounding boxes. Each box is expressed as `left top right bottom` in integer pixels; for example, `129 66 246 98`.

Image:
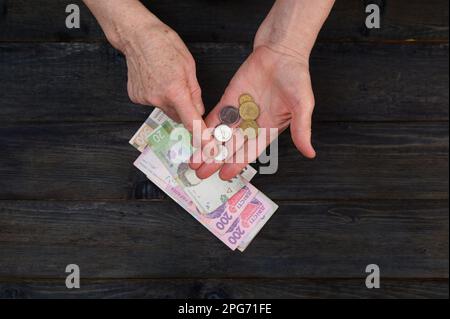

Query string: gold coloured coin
239 93 254 105
239 120 259 139
239 101 260 120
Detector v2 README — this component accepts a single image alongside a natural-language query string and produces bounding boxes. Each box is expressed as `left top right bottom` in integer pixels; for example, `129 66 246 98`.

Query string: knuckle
186 56 196 69
163 28 179 40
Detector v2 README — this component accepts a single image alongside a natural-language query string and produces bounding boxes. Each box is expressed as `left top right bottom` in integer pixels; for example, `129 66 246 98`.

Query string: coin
239 93 253 105
214 144 229 161
219 106 240 125
213 124 233 143
239 120 259 139
239 101 260 120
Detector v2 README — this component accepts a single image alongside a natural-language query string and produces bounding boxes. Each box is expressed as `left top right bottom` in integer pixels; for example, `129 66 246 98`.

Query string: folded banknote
130 108 278 251
146 120 247 213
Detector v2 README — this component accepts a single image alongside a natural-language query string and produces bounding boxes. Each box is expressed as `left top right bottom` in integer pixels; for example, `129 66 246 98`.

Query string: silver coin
214 144 229 161
219 106 240 125
213 124 233 143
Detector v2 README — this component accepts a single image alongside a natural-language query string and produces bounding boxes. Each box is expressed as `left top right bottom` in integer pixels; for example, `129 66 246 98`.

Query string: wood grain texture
0 122 447 200
0 42 448 123
0 279 448 299
0 0 448 299
0 0 448 42
0 200 447 279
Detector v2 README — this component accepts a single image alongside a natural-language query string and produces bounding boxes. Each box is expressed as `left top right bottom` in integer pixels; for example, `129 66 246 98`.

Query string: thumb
188 71 205 116
290 106 316 159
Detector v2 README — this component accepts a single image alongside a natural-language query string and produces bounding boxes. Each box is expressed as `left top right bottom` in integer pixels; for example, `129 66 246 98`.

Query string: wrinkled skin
124 22 205 132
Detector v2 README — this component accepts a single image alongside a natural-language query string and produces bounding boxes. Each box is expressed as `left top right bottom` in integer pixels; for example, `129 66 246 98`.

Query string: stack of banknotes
129 108 278 251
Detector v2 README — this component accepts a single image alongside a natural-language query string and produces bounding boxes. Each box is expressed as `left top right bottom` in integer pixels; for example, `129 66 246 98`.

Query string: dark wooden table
0 0 448 298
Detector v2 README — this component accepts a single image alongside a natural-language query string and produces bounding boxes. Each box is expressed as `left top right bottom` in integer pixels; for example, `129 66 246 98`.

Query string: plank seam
0 120 448 125
0 39 448 45
0 277 447 282
0 198 448 203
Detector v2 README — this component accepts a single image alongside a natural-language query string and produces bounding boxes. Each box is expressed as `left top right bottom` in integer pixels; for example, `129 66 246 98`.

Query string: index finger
169 88 214 163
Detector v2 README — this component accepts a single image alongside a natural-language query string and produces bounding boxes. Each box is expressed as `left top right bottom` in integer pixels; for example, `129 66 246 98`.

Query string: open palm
193 46 317 180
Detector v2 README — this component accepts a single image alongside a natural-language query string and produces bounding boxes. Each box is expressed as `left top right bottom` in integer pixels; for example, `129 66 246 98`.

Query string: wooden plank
0 279 448 299
0 122 447 201
0 42 448 123
260 122 449 200
0 0 448 42
5 121 448 201
0 122 162 200
0 200 447 278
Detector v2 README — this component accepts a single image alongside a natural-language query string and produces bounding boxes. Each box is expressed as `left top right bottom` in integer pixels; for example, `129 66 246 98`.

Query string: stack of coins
213 106 240 161
238 94 260 139
212 94 260 160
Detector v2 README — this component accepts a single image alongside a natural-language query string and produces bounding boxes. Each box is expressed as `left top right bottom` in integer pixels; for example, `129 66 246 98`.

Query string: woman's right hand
84 0 205 131
122 20 205 131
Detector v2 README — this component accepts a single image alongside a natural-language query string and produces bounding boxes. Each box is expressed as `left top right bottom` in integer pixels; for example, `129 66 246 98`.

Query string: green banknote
147 120 246 213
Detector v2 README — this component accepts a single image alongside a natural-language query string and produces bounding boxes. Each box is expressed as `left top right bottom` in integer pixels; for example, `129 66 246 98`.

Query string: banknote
129 111 176 152
130 108 278 251
142 172 276 251
131 111 251 213
129 122 154 152
205 183 259 235
129 108 178 151
129 108 258 181
221 194 276 248
236 193 278 251
134 148 198 213
134 148 259 234
130 121 258 181
135 151 239 250
134 145 278 251
146 120 246 213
